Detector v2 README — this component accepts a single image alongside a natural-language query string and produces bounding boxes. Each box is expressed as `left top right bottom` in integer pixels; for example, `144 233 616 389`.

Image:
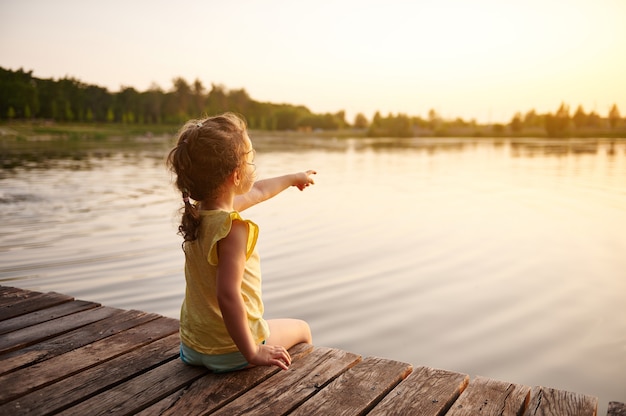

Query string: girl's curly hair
166 113 248 247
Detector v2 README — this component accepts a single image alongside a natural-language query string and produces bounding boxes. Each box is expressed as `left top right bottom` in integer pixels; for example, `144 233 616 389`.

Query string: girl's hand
249 344 292 370
293 170 317 191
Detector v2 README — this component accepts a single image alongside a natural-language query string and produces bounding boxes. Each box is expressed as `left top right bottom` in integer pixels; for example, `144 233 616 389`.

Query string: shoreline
1 121 625 141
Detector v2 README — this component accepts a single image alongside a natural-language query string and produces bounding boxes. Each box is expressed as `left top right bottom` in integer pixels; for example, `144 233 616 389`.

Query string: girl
167 113 314 372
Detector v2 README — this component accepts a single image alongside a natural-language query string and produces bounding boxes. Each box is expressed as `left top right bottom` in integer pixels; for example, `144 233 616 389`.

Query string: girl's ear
231 169 241 187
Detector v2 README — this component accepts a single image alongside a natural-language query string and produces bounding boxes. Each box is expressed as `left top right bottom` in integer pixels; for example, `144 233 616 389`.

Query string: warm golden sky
2 0 625 123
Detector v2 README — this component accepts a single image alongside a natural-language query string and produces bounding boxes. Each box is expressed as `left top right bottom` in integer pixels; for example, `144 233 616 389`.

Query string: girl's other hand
294 170 317 191
250 344 292 370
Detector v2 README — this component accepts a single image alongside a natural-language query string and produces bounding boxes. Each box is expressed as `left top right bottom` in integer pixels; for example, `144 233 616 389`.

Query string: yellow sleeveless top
179 210 269 354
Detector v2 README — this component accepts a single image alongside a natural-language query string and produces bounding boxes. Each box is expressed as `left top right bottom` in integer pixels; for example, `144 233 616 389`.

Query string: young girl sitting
167 113 314 372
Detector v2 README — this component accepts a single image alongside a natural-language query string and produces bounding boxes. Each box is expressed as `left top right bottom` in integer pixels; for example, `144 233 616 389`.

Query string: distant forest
1 66 623 138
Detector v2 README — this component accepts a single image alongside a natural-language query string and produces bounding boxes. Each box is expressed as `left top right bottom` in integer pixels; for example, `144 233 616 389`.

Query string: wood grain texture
290 356 412 416
523 386 598 416
447 375 530 416
0 316 178 404
0 286 43 306
0 333 180 416
211 347 361 416
57 359 207 416
608 401 626 416
0 299 98 335
0 309 159 376
0 306 121 354
369 365 470 416
157 343 314 416
0 291 73 321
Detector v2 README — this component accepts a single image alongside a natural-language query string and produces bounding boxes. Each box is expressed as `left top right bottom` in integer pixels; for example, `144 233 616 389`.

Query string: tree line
0 67 348 131
367 102 622 138
0 66 622 137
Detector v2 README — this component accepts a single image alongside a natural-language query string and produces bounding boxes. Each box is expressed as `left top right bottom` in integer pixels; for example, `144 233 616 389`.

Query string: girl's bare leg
266 318 312 349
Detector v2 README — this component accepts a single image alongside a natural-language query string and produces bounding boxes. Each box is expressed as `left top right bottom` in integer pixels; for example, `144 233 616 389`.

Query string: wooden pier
0 285 622 415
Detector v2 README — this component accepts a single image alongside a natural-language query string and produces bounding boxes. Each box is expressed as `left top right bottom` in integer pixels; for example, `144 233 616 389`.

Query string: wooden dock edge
0 285 621 415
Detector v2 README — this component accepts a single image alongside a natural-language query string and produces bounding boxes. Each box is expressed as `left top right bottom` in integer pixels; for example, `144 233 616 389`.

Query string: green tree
572 105 587 130
56 77 85 121
64 101 74 121
354 113 368 129
274 106 306 130
587 111 602 128
367 112 413 137
0 67 39 119
206 83 228 115
37 78 59 119
115 87 141 124
523 109 542 128
228 88 251 116
427 108 440 129
411 115 429 129
140 84 164 124
84 85 111 122
510 112 523 133
172 77 192 121
391 113 413 137
191 79 205 117
368 111 383 135
608 104 621 129
545 102 571 138
334 110 347 129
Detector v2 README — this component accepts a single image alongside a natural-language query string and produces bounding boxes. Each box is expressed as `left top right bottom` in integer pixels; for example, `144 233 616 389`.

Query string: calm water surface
1 136 625 412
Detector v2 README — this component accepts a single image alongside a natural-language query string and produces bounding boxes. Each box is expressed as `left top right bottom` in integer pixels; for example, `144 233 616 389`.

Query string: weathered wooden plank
0 299 100 335
446 375 530 416
56 357 208 416
0 287 40 306
134 390 186 416
0 287 604 416
0 316 179 404
211 346 362 416
0 305 120 354
523 386 598 416
0 333 181 416
608 401 626 416
0 291 73 321
368 365 470 416
156 343 314 416
0 309 159 376
290 356 412 416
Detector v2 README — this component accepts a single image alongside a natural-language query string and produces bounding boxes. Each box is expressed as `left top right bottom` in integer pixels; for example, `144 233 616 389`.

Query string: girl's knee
290 318 312 344
267 318 312 347
300 320 312 344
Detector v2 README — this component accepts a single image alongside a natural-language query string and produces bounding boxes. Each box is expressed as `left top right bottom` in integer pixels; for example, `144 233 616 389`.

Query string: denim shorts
179 342 263 373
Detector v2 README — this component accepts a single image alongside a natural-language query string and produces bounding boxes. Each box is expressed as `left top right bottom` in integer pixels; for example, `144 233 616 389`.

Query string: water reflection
3 136 624 168
0 137 172 172
251 135 624 160
509 139 624 157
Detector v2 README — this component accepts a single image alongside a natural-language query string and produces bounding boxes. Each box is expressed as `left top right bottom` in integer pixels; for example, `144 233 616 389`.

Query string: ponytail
177 187 201 249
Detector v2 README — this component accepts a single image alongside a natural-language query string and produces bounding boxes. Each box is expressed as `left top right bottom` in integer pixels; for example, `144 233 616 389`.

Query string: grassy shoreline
1 120 625 141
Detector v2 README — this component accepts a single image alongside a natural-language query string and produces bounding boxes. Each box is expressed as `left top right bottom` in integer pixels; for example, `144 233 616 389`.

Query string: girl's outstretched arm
234 170 316 212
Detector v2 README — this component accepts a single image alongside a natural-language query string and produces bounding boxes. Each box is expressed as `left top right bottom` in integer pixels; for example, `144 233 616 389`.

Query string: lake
1 135 625 412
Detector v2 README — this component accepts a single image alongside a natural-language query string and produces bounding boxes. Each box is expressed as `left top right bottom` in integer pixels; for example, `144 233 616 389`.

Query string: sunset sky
1 0 625 123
